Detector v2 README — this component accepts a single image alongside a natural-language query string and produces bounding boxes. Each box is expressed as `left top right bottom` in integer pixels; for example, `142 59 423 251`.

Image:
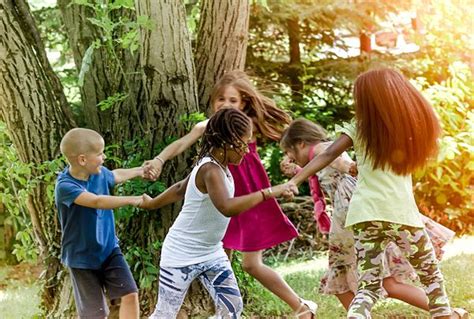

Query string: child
144 71 316 317
55 128 148 319
141 108 298 318
288 68 464 319
280 118 456 314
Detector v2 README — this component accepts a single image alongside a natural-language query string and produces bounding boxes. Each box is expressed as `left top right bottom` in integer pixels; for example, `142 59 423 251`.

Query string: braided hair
197 108 252 163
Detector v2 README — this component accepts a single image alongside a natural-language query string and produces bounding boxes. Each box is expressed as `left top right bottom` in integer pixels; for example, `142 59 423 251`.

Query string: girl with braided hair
141 108 297 318
144 71 316 318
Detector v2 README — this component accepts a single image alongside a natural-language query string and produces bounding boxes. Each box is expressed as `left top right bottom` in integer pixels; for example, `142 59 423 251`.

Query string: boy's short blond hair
60 128 104 161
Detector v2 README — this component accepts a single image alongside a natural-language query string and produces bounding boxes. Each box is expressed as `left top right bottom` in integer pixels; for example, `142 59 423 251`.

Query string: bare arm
74 192 142 209
113 167 144 184
140 176 190 210
143 120 208 180
202 164 294 217
313 142 354 174
290 134 353 186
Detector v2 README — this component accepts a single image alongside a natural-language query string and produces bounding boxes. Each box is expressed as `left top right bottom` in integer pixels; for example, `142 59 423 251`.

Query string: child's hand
270 182 298 201
143 158 163 181
280 155 301 177
138 194 153 209
348 162 358 177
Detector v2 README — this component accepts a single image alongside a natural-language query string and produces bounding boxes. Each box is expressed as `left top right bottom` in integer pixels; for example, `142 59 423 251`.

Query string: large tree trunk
0 0 76 316
195 0 250 112
57 0 148 151
135 0 206 316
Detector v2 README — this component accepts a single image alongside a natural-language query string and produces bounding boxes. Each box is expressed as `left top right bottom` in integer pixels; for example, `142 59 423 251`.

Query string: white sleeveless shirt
160 157 235 267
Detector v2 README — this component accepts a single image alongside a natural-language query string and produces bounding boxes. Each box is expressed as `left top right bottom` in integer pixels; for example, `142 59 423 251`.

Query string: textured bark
287 17 303 101
0 0 75 316
135 0 209 315
195 0 249 112
57 0 147 149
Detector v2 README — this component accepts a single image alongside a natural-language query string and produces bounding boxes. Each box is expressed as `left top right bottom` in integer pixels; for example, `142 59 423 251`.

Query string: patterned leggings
348 221 451 319
149 257 242 319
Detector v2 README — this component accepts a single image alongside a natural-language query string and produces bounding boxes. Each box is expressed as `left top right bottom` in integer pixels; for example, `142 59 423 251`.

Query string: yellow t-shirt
336 120 424 228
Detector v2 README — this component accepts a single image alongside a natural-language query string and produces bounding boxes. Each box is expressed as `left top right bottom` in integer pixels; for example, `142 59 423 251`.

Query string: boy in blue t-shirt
55 128 149 319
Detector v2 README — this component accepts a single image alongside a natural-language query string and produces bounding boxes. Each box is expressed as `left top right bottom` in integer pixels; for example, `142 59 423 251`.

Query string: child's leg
149 265 200 318
241 250 312 317
119 292 139 319
198 257 243 318
101 248 139 319
69 267 109 318
347 221 388 318
390 226 451 318
382 277 429 310
336 291 355 310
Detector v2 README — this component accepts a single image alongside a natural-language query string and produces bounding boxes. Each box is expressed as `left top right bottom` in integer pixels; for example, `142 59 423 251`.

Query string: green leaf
78 44 95 87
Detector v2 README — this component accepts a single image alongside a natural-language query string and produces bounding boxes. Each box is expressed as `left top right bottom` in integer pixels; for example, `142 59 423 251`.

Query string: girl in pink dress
144 71 316 318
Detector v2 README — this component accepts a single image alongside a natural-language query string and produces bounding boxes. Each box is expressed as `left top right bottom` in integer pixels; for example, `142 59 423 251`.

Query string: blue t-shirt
55 166 119 269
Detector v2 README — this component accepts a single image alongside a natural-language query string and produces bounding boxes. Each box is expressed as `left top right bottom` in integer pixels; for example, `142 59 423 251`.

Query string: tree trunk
57 0 148 151
287 17 303 102
135 0 210 316
0 0 76 316
195 0 250 112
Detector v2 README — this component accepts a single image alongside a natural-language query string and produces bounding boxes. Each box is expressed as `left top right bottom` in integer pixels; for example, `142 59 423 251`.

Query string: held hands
138 194 153 209
142 157 164 181
280 155 300 178
267 182 298 202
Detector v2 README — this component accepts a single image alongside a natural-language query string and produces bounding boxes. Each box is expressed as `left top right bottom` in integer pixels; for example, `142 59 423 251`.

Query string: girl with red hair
289 68 466 319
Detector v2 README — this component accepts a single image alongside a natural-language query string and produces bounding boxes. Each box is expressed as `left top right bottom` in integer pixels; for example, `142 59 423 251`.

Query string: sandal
295 298 318 318
453 308 470 319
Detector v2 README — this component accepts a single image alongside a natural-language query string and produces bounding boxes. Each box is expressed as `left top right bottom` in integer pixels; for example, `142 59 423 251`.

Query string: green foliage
0 124 37 263
179 112 206 131
0 124 66 263
413 62 474 233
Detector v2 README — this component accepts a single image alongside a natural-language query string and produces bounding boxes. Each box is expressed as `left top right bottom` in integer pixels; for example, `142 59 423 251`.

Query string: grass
0 236 472 318
0 263 41 319
242 235 474 318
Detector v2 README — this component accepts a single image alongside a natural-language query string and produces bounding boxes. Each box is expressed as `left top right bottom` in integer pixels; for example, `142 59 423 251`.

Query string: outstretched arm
113 167 144 184
140 176 190 210
143 120 208 180
74 192 142 209
202 164 295 217
290 134 353 186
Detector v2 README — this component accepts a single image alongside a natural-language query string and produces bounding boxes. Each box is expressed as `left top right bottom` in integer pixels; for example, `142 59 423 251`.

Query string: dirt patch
0 262 42 288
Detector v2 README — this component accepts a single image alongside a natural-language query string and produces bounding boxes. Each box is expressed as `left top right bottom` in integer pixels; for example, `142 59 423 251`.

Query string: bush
413 62 474 234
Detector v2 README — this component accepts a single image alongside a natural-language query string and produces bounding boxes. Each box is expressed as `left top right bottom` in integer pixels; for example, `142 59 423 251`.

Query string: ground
0 236 473 318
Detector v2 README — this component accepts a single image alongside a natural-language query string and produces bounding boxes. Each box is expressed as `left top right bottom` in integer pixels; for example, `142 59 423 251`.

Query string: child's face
285 142 309 167
226 128 252 165
80 139 106 175
212 86 244 112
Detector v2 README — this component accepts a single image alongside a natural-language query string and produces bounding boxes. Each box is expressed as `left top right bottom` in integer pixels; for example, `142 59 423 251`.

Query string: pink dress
222 141 298 251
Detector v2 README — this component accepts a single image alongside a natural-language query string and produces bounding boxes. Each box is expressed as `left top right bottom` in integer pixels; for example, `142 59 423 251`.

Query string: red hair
210 70 291 141
354 68 441 175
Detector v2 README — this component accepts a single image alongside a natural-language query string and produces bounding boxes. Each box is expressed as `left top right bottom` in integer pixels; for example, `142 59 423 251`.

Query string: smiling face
212 85 245 112
79 138 106 175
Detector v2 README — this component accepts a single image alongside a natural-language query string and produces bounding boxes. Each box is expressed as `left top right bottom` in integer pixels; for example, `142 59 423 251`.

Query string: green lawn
0 236 473 318
242 235 474 318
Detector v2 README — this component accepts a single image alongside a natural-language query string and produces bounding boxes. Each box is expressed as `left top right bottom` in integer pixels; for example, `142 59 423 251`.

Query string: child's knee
121 292 138 304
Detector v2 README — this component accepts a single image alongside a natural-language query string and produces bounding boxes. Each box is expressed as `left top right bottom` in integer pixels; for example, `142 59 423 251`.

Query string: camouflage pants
347 221 451 319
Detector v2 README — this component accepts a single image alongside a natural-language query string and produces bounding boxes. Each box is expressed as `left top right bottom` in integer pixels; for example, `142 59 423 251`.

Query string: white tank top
160 157 235 267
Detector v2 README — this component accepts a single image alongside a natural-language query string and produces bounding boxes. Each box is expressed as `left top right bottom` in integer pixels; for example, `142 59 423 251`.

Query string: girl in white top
142 108 297 318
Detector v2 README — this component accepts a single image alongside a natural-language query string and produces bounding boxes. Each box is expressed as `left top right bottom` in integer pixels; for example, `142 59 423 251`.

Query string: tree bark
195 0 250 112
135 0 209 315
57 0 147 150
0 0 76 316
